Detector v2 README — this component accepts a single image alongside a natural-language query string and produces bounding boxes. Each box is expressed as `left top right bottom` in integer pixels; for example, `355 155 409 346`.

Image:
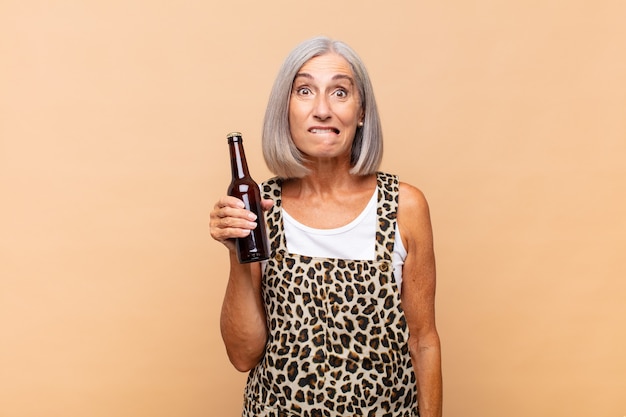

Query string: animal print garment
242 172 418 417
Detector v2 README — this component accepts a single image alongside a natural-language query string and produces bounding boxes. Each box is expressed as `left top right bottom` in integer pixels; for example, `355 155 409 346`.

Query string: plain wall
1 1 625 416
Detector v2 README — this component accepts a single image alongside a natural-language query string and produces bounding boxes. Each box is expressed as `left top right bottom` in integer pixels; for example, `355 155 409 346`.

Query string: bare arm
209 196 274 371
398 183 442 417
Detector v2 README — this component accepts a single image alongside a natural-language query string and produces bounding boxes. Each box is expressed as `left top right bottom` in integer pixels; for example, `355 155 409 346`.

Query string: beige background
1 1 625 416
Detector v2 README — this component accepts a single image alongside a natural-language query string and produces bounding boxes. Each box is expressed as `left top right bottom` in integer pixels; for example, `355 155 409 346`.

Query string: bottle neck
228 138 250 180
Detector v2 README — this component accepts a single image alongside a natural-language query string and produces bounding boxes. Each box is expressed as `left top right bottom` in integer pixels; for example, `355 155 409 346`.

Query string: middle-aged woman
210 36 442 417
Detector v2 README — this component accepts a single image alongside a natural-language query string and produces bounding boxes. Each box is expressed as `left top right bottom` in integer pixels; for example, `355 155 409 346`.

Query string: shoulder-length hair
262 36 383 179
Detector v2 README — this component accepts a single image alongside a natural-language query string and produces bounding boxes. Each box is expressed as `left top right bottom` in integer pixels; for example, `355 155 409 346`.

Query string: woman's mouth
309 127 340 134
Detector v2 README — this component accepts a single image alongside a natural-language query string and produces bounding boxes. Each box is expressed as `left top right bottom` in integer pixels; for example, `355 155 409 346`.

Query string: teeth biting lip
309 127 340 134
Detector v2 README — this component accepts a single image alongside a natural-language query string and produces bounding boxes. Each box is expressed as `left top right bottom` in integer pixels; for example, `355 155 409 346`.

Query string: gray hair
262 36 383 178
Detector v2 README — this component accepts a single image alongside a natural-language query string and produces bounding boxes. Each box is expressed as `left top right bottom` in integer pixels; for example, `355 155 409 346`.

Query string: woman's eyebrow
332 74 354 85
293 73 354 85
294 72 313 80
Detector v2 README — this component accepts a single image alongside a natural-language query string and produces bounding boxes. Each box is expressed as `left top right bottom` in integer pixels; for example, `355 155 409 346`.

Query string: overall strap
260 177 288 256
374 172 400 262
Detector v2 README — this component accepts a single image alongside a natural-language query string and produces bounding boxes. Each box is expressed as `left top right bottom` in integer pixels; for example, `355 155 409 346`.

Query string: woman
210 37 442 417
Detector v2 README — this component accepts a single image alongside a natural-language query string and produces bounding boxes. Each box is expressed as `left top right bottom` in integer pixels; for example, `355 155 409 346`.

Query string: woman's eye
334 89 348 98
296 87 311 95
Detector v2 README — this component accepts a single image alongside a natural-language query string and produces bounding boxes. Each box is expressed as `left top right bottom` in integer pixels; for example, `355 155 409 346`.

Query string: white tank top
282 190 407 291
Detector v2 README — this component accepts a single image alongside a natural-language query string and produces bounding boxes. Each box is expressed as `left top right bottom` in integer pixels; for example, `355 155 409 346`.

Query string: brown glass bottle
226 132 270 263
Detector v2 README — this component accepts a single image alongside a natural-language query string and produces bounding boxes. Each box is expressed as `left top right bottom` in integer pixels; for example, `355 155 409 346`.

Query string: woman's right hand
209 196 274 252
212 195 274 371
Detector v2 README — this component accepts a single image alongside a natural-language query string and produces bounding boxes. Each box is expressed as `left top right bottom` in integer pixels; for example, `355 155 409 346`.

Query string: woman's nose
313 95 331 120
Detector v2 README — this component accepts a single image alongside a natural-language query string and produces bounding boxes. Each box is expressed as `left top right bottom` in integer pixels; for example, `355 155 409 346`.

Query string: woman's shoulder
398 181 428 207
397 180 431 227
375 172 428 206
373 171 429 211
396 180 433 253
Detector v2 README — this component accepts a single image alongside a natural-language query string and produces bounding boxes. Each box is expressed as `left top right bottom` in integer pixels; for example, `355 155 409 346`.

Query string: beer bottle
226 132 270 263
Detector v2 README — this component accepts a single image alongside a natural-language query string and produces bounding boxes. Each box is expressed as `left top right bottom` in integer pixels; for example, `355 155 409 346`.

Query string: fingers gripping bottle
226 132 270 263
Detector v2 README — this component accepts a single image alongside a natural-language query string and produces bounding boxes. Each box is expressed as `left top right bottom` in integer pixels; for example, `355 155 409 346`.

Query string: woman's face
288 53 364 163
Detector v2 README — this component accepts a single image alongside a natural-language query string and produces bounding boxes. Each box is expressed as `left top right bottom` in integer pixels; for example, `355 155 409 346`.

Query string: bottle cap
227 132 243 142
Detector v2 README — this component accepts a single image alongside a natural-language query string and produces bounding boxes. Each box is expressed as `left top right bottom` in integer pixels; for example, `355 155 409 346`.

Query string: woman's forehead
297 53 354 79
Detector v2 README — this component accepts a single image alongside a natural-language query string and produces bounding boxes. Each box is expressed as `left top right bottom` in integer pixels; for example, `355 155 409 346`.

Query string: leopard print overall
242 172 418 417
